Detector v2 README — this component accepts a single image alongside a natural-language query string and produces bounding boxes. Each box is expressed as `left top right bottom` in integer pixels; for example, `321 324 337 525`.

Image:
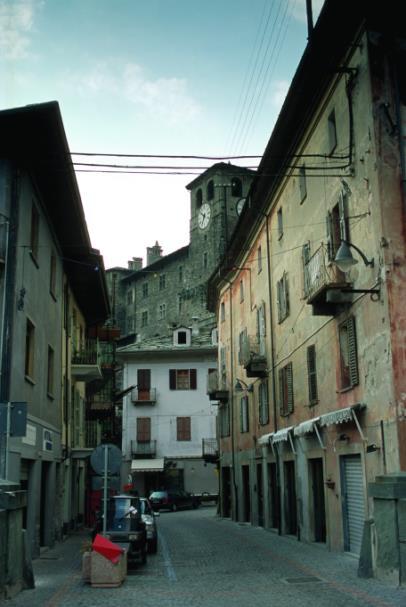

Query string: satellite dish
90 443 122 475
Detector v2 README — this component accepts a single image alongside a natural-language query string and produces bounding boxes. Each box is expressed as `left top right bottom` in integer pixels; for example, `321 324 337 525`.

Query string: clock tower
187 162 255 281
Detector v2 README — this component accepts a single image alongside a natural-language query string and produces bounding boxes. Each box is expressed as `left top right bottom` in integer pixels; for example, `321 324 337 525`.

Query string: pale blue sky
0 0 324 268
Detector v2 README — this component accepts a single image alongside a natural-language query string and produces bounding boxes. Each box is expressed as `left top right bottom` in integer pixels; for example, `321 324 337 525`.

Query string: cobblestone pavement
3 506 406 607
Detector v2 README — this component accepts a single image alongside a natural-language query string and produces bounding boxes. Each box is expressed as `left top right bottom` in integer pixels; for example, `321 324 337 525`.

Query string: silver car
140 497 159 553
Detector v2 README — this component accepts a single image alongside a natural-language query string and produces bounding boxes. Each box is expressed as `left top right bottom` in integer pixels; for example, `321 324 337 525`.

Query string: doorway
241 465 251 522
340 454 365 554
257 463 264 527
309 458 326 542
221 467 231 517
284 460 297 535
268 462 280 530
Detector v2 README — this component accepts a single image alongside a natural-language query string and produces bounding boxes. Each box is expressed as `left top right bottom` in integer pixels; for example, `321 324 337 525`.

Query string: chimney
147 241 163 266
128 257 143 271
191 316 200 337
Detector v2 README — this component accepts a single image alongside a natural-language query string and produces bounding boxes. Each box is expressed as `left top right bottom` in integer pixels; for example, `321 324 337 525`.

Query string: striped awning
257 433 274 446
272 426 294 444
294 417 320 437
131 458 164 472
319 404 364 427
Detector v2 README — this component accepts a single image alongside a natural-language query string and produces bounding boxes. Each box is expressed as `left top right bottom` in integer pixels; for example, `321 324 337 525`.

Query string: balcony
304 244 351 315
202 438 219 464
131 439 156 458
131 387 157 405
241 335 267 378
71 339 102 381
207 370 229 402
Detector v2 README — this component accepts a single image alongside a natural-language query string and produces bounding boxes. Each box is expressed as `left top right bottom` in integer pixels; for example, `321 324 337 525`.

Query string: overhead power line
71 152 262 160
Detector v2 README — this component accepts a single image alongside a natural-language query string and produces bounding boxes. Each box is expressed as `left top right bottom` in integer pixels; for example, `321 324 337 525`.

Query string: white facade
118 332 219 496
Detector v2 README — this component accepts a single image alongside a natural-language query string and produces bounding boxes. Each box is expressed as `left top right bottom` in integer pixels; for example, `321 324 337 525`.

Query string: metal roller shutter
341 455 365 555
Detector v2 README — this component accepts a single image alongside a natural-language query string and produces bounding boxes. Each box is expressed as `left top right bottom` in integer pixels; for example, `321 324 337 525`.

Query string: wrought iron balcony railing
304 244 350 302
202 438 219 463
240 334 267 378
131 439 157 458
131 387 157 404
206 370 229 401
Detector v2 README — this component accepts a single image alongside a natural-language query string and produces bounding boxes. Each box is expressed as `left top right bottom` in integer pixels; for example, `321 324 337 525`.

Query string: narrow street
3 506 406 607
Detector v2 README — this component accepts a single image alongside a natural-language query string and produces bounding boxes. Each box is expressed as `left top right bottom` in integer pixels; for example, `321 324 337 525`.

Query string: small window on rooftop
196 188 203 208
231 178 242 197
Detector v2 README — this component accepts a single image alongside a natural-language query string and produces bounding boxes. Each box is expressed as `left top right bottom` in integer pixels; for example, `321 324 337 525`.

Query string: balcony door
137 369 151 400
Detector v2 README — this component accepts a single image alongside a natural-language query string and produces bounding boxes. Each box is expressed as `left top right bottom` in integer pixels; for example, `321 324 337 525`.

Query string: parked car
139 497 159 553
149 489 200 512
92 494 147 566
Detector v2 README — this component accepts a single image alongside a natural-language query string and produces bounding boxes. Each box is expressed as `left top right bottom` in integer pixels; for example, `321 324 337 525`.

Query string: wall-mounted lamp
333 240 374 273
235 378 254 393
338 433 350 442
333 240 380 298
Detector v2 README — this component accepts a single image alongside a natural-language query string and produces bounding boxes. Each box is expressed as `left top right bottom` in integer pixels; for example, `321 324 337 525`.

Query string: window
240 396 249 433
127 289 133 305
25 318 35 380
327 192 349 261
256 302 266 356
259 380 269 425
30 203 39 263
339 316 359 389
211 328 218 345
47 346 54 396
231 177 242 197
307 345 318 404
127 316 135 333
177 330 187 344
203 252 208 269
169 369 197 390
158 303 166 320
177 417 191 441
220 347 226 385
178 296 183 315
207 179 214 200
279 362 294 416
302 242 311 297
220 301 225 322
328 109 337 154
141 310 148 327
276 273 290 323
239 280 244 303
50 252 56 297
137 369 151 399
299 165 307 203
220 402 230 437
277 208 283 239
196 188 203 208
159 274 166 290
258 246 262 273
179 265 183 283
238 328 247 365
137 417 151 443
142 282 149 298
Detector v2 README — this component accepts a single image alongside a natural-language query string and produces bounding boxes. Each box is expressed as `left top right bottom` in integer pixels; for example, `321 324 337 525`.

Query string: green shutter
326 212 333 261
278 368 284 414
302 243 311 296
307 345 318 404
287 362 294 414
347 317 359 386
338 191 348 241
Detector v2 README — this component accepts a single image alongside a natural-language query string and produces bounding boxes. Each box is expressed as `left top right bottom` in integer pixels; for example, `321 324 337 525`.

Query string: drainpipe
222 277 238 521
306 0 313 41
265 214 282 534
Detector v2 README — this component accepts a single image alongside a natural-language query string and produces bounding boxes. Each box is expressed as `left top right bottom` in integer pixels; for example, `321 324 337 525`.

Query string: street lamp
333 240 374 273
234 378 254 393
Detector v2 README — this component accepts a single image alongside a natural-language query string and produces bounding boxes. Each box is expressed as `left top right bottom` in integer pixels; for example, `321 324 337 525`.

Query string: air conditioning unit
43 429 53 452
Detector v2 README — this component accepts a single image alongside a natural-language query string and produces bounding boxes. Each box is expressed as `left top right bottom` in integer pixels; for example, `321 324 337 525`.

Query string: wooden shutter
307 345 318 404
284 274 290 317
277 279 282 323
137 369 151 390
190 369 197 389
286 362 294 414
347 317 359 386
302 243 311 296
278 368 284 414
259 380 269 425
169 369 176 390
338 192 348 240
326 212 333 260
177 417 191 441
137 417 151 442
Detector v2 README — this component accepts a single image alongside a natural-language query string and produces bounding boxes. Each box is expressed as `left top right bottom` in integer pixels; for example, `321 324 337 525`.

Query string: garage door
341 454 365 555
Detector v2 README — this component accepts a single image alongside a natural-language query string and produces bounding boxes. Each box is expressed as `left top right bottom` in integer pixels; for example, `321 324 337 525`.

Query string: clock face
198 203 211 229
236 197 246 216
